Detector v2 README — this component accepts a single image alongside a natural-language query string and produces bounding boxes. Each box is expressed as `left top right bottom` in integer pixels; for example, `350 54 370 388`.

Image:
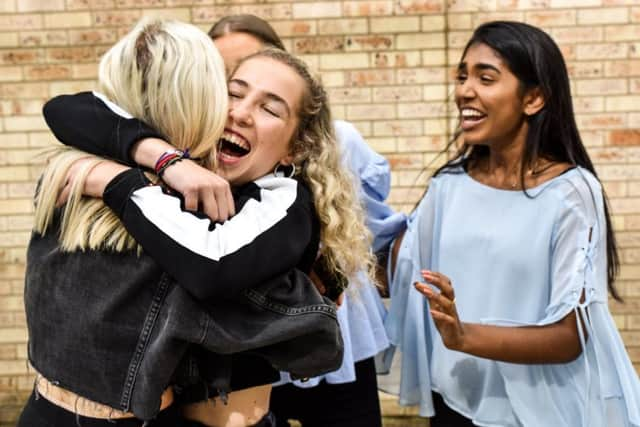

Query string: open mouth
218 131 250 158
459 107 486 130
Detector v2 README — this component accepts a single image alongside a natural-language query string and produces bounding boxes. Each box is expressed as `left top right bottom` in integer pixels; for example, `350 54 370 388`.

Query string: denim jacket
25 168 343 420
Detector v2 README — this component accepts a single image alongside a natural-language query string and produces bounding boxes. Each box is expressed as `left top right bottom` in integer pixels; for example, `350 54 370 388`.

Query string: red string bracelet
154 149 190 177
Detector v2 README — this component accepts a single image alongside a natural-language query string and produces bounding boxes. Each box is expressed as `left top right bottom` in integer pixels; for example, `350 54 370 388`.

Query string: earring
273 163 296 178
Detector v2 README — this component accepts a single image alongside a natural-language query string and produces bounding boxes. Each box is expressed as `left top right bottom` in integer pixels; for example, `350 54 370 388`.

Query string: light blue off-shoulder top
384 166 640 426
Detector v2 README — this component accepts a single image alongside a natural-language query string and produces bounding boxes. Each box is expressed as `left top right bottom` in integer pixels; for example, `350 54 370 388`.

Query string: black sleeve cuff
43 92 165 166
103 168 151 216
111 119 164 166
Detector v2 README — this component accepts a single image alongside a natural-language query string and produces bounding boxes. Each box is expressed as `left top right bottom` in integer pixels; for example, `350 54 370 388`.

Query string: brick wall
0 0 638 424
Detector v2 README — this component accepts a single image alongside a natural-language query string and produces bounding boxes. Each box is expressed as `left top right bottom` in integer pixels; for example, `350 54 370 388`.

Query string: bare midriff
182 384 272 427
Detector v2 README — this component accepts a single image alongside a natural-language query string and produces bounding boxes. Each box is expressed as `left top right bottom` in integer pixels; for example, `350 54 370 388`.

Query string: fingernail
419 286 432 297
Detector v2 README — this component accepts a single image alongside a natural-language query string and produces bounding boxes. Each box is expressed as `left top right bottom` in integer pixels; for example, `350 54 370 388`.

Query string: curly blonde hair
34 18 228 252
240 48 378 287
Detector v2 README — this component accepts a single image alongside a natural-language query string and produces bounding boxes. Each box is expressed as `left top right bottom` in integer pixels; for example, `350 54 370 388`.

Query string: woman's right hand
161 159 235 222
132 137 235 222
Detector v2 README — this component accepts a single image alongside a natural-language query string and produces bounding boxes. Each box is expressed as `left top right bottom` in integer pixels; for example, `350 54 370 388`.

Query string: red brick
397 135 446 152
46 47 97 63
167 0 205 4
293 36 345 54
195 4 291 22
605 60 640 77
577 113 626 130
327 87 372 104
387 153 425 168
601 180 627 197
0 83 48 99
24 65 72 80
398 102 448 119
373 51 421 68
576 79 627 95
346 35 393 51
72 63 99 79
69 29 118 45
610 130 640 146
347 104 396 120
272 20 316 37
566 61 604 78
577 43 628 60
92 10 141 26
66 0 115 9
474 11 524 26
343 1 393 16
394 0 444 14
558 44 576 61
456 0 509 12
448 31 472 48
572 97 604 114
374 86 423 102
397 68 446 84
0 14 42 31
2 100 45 116
347 69 395 86
374 120 423 137
590 147 627 163
116 0 163 6
526 10 576 27
606 24 640 42
552 26 603 43
0 49 44 65
19 31 68 47
598 165 640 181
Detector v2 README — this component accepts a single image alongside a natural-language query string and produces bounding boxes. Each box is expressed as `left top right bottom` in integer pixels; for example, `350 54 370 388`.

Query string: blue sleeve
334 120 407 252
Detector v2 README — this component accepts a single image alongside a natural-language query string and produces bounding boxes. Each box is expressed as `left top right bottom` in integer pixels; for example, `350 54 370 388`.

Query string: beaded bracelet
154 149 190 177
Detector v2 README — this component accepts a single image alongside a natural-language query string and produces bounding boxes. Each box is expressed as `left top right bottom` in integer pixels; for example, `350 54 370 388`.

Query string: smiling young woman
383 21 640 427
37 43 381 427
216 56 301 186
39 14 405 427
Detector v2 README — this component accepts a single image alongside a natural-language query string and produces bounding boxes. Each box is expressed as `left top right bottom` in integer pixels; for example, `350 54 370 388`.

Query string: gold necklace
511 162 556 189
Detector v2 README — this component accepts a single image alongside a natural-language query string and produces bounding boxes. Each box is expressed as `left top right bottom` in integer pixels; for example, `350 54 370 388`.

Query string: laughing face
454 43 530 150
217 55 305 186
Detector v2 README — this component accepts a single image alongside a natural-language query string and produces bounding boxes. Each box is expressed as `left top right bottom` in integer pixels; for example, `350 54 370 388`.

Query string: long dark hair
208 14 285 50
436 21 621 300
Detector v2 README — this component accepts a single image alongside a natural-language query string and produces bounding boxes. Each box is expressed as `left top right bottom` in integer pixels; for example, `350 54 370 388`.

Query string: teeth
220 131 250 151
461 108 484 118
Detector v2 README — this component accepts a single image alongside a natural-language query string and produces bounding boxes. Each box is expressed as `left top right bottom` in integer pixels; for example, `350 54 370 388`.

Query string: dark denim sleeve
42 92 164 166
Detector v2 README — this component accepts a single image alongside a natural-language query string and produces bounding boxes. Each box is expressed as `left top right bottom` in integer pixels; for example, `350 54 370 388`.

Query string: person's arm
416 272 581 363
416 182 599 364
45 91 235 221
43 91 163 165
102 169 315 300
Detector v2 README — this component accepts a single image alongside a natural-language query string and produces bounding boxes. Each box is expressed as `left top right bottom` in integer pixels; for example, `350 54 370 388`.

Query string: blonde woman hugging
22 19 374 427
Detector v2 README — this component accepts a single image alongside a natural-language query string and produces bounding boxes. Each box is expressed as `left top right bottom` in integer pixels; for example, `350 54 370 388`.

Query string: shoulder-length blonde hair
34 18 228 252
239 48 378 287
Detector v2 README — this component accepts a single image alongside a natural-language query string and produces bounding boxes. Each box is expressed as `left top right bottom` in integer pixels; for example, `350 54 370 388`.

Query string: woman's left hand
415 270 466 351
56 158 129 207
